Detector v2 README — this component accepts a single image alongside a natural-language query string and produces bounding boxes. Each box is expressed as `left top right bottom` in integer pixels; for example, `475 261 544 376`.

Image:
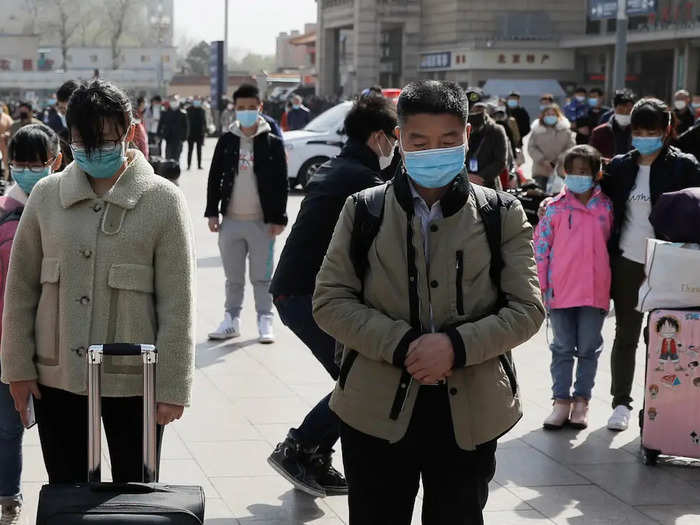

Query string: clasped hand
404 333 455 385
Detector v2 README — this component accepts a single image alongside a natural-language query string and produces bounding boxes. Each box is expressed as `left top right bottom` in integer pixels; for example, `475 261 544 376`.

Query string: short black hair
151 95 162 103
66 79 132 156
613 89 636 107
574 86 587 94
631 97 671 131
563 144 601 176
19 101 32 111
656 316 680 333
56 80 79 102
136 96 145 106
397 80 469 125
540 93 555 103
589 87 604 97
233 83 260 102
8 123 60 164
508 91 520 98
344 96 398 142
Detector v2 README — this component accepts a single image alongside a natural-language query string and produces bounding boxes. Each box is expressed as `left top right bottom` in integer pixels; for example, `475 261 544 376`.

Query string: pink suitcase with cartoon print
641 309 700 465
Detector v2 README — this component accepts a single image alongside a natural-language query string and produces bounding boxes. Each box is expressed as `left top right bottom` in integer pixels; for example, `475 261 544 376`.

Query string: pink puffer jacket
534 186 613 311
0 194 24 348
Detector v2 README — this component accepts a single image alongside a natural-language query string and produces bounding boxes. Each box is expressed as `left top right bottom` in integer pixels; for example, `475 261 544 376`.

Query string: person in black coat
158 96 188 164
506 91 531 141
186 96 207 170
600 98 700 433
267 95 398 498
673 89 696 136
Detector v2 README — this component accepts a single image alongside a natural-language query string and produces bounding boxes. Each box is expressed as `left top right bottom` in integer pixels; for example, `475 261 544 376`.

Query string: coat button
74 346 85 357
430 280 439 288
82 249 92 258
80 296 90 305
450 387 458 395
93 203 103 212
430 224 438 232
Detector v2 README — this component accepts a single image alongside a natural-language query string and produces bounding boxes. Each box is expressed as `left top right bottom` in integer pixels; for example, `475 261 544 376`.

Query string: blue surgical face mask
588 97 599 107
292 104 301 110
11 166 51 195
237 110 259 128
632 135 664 156
401 140 467 189
575 95 586 103
71 139 127 179
193 100 201 108
543 115 558 126
565 174 594 194
507 99 518 109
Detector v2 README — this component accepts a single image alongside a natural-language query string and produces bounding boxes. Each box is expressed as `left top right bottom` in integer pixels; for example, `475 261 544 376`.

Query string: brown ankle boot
569 397 589 429
543 399 571 430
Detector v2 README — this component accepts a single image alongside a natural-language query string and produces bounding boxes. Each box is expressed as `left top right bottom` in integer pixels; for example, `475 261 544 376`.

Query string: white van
283 101 353 189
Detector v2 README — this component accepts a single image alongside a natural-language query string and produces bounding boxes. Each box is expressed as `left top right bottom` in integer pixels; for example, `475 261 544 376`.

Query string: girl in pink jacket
534 145 613 431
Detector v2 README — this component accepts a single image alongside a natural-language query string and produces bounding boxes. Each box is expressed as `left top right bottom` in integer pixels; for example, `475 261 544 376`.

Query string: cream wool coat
0 151 196 406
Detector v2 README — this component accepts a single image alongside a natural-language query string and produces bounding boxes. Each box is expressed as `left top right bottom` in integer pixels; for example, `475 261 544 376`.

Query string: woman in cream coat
0 80 195 484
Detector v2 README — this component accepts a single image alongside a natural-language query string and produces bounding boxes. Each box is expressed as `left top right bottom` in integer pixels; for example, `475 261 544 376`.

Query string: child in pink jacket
534 145 613 431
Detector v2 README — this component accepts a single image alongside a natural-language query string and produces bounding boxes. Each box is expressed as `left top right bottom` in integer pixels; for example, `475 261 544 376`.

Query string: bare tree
42 0 83 70
100 0 137 69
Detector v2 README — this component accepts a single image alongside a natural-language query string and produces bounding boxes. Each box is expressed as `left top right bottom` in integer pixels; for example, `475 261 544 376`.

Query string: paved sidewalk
18 139 700 524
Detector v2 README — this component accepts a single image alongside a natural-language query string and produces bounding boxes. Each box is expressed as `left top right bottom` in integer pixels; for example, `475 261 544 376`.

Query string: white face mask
377 133 395 171
674 100 688 111
614 113 631 127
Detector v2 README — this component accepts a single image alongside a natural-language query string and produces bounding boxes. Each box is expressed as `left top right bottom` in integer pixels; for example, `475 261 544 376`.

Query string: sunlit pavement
18 138 700 524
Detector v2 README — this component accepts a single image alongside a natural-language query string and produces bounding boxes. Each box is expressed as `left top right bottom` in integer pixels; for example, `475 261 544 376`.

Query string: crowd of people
0 74 698 525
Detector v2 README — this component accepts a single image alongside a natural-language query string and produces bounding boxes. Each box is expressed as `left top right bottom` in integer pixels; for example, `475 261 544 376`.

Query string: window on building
22 59 32 71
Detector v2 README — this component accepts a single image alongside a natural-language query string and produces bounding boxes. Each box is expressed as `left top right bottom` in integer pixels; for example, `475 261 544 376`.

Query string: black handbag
36 344 205 524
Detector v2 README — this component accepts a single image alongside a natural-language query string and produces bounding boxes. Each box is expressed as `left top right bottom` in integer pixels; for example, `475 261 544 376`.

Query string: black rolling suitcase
36 344 205 524
150 157 181 182
506 183 550 226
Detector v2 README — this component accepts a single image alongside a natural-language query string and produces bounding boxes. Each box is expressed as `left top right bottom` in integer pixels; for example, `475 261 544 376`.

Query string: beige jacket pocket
35 258 60 366
105 264 156 375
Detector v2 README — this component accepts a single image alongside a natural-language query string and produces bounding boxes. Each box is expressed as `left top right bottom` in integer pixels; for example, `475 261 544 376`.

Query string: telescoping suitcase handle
87 344 158 484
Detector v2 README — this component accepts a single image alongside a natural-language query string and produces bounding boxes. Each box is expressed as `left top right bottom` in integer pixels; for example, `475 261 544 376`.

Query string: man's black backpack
346 181 518 408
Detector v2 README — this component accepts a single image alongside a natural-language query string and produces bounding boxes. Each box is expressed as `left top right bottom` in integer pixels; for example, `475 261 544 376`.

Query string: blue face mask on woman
11 165 51 195
401 139 466 189
543 115 558 126
565 174 594 194
632 136 664 156
71 137 127 179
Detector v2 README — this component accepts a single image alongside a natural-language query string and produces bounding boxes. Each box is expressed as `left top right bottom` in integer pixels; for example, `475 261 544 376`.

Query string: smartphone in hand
24 394 36 429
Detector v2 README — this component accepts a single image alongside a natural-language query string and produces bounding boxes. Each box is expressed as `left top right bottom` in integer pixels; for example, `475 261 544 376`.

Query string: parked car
284 101 352 189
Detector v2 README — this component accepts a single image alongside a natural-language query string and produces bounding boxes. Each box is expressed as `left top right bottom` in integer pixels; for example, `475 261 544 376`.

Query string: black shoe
267 434 326 498
198 166 203 170
187 165 191 170
308 450 348 496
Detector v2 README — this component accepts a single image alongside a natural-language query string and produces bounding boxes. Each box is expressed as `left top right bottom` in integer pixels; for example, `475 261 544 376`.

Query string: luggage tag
469 157 479 173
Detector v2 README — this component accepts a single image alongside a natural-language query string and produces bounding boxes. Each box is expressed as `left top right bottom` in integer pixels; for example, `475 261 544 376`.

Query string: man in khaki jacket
313 80 545 524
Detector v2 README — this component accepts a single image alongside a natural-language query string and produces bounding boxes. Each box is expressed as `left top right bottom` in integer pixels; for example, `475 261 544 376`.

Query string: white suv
284 101 352 189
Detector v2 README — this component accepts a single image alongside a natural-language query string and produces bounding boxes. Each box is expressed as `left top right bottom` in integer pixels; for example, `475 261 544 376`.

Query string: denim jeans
549 307 606 401
274 294 340 453
0 364 23 504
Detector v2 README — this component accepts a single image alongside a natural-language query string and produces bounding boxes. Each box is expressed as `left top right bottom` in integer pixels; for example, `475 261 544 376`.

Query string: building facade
316 0 700 104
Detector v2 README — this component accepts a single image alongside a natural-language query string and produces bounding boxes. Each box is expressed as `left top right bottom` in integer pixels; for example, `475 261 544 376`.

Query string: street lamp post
612 0 628 91
151 2 171 98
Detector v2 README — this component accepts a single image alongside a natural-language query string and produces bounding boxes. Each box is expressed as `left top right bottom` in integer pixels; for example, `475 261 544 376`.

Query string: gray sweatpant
218 218 275 318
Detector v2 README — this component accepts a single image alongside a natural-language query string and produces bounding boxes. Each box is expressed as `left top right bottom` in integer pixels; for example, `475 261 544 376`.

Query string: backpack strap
350 182 390 285
0 207 22 228
470 184 506 307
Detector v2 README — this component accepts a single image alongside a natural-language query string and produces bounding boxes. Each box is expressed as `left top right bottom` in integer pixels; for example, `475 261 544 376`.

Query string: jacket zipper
569 212 572 230
456 251 464 315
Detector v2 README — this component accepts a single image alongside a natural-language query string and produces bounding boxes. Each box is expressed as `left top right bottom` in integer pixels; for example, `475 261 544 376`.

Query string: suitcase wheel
641 446 660 466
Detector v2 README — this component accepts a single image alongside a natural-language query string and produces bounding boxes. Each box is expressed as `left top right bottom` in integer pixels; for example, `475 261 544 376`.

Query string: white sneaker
258 314 275 344
0 503 22 525
208 313 240 340
607 405 631 431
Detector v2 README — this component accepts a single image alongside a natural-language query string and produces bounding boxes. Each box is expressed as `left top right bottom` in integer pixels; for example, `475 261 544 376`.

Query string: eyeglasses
70 131 129 153
9 158 55 173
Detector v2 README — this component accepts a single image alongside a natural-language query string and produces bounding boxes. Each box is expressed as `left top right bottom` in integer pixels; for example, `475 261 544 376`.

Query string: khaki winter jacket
0 151 196 406
313 172 545 451
527 118 575 178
